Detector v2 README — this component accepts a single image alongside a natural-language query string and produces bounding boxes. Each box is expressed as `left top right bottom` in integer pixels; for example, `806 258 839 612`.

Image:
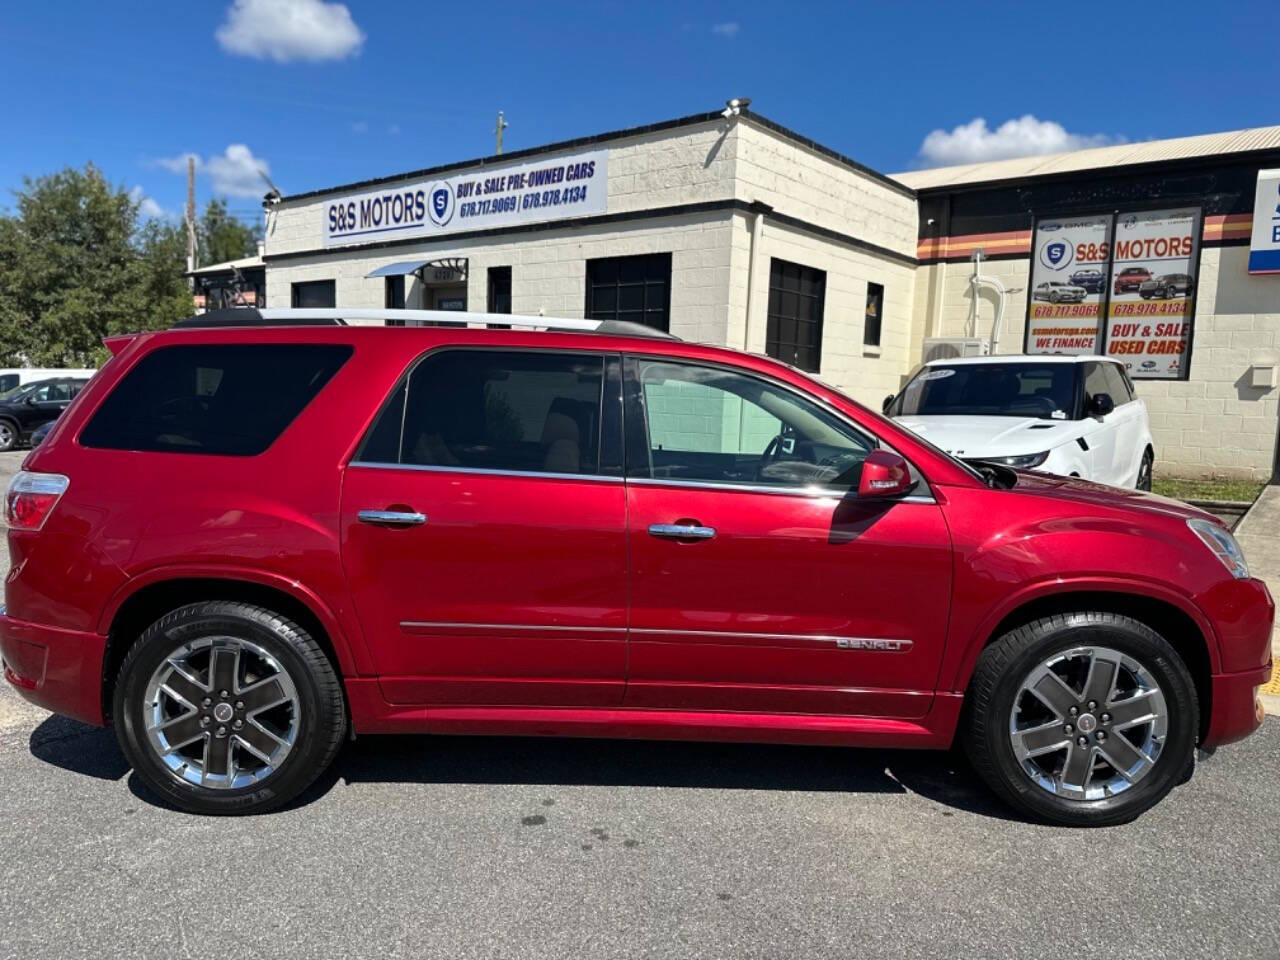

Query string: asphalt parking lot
2 449 1279 959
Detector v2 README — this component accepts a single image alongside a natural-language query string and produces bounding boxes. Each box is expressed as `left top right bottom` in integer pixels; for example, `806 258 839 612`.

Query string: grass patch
1152 474 1265 503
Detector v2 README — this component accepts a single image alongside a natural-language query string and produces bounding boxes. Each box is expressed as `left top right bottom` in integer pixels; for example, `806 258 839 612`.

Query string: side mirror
882 394 895 415
1089 393 1114 417
24 395 37 406
858 449 917 499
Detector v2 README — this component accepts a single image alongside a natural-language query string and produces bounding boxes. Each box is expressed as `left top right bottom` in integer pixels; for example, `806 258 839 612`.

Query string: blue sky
3 0 1276 223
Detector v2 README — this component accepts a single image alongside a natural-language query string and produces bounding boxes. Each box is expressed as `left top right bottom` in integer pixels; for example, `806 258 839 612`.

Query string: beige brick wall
738 216 917 405
914 247 1280 480
733 123 917 260
267 211 739 344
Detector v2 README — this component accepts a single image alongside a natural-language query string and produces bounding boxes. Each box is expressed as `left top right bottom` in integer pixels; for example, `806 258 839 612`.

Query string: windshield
894 363 1077 420
0 382 38 403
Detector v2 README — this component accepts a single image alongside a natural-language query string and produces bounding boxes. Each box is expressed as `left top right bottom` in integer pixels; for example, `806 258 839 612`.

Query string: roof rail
172 308 678 339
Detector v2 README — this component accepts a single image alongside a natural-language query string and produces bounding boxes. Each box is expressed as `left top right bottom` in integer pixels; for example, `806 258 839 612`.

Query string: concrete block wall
267 211 739 343
734 123 917 260
742 218 918 406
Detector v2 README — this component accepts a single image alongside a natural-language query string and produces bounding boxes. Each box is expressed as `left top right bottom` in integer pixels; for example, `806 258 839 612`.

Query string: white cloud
710 21 740 37
129 186 170 221
154 152 200 175
153 144 272 198
918 115 1124 166
215 0 365 63
206 144 272 197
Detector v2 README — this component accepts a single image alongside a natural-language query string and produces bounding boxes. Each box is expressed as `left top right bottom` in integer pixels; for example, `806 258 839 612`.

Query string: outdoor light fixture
721 97 751 119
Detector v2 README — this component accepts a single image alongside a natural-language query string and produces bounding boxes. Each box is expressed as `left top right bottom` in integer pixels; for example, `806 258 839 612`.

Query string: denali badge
835 638 912 652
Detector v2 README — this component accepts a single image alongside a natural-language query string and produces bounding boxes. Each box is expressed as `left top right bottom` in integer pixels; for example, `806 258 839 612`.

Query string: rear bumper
0 606 107 726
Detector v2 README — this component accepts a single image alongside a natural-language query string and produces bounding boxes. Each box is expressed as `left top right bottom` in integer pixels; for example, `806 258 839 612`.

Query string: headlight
1187 517 1249 579
981 451 1050 469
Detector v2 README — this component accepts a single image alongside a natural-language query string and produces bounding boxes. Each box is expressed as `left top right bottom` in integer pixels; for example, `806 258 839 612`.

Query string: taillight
4 471 70 531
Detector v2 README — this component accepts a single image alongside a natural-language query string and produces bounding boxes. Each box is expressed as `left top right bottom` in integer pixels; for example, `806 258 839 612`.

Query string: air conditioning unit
922 337 991 363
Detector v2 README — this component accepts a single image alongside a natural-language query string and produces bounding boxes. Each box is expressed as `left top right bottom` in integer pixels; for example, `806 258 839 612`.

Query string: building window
864 283 884 348
766 259 826 373
585 253 671 332
487 266 512 314
384 276 406 324
291 280 335 309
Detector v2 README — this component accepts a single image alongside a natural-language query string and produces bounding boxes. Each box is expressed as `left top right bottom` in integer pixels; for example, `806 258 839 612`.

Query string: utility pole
494 110 508 155
185 156 197 285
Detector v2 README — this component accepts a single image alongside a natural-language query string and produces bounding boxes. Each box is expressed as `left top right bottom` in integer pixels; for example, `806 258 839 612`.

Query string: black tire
1136 449 1154 491
113 601 346 815
0 418 18 451
964 612 1197 826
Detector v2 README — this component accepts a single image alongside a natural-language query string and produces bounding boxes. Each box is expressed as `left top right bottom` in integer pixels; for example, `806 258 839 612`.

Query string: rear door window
80 344 352 455
357 349 609 477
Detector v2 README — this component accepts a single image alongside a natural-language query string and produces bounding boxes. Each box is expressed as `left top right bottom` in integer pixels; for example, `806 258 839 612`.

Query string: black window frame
353 347 624 479
585 253 672 333
1023 206 1203 381
864 282 884 348
79 343 353 457
487 266 512 314
765 258 826 373
384 275 406 319
291 279 336 309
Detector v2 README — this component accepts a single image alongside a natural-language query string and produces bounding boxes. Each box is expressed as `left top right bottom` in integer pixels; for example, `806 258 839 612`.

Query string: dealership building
257 106 1280 480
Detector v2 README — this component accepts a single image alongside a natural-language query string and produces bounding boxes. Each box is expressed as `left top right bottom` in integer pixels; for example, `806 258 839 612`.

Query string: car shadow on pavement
28 715 1020 822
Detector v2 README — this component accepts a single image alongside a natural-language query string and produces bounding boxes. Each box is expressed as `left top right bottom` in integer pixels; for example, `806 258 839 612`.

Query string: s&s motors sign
1249 169 1280 274
322 148 607 248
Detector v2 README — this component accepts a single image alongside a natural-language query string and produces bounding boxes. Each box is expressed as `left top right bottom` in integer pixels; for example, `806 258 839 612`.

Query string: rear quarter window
79 343 352 456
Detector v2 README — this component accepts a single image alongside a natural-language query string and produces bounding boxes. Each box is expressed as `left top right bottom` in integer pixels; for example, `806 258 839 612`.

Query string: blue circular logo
427 182 455 227
1039 239 1073 272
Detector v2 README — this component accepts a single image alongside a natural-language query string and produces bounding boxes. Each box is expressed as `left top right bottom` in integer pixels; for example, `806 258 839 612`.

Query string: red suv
1113 267 1153 295
2 309 1272 825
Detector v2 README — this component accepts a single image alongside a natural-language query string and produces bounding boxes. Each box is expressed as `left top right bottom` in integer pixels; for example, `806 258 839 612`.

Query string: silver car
1033 281 1088 304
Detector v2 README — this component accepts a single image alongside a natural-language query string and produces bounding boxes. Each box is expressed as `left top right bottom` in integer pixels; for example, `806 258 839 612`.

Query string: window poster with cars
1105 208 1200 379
1026 215 1111 356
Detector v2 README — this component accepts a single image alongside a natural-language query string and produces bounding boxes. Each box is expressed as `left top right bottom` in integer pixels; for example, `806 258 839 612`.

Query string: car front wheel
1136 449 1153 491
964 612 1197 826
0 419 16 451
113 601 347 815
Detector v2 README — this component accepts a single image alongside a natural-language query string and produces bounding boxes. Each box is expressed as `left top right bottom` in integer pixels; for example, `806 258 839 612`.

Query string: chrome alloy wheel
1008 646 1168 801
143 636 300 790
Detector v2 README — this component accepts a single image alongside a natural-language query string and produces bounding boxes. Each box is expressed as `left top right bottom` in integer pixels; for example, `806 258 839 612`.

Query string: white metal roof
189 254 265 276
893 125 1280 190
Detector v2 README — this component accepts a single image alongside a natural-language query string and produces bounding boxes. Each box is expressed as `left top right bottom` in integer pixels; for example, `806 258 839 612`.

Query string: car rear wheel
964 612 1197 826
1136 449 1153 491
1165 285 1177 299
113 601 346 815
0 419 17 451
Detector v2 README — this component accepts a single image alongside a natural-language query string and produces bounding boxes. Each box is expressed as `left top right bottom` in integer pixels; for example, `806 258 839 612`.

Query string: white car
884 355 1154 489
1032 281 1088 304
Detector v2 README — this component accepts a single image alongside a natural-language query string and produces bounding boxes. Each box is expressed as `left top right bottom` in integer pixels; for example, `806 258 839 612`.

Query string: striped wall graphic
918 214 1255 263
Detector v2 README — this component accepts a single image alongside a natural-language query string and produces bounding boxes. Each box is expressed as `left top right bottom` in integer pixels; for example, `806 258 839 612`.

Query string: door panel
621 355 953 718
625 485 952 716
340 347 628 707
342 467 627 706
1082 363 1120 483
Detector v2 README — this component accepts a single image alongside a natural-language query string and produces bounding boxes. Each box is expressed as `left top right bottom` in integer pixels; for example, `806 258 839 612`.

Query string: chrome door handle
648 523 716 540
358 509 427 526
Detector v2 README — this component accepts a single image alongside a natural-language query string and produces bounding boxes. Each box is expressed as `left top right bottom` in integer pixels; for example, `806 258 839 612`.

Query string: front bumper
0 605 107 726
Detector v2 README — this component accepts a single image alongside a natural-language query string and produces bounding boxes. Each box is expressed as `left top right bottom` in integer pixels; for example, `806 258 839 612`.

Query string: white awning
365 259 434 278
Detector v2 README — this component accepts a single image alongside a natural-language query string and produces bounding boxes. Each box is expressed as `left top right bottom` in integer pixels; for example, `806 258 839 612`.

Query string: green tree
198 197 262 266
0 164 193 366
